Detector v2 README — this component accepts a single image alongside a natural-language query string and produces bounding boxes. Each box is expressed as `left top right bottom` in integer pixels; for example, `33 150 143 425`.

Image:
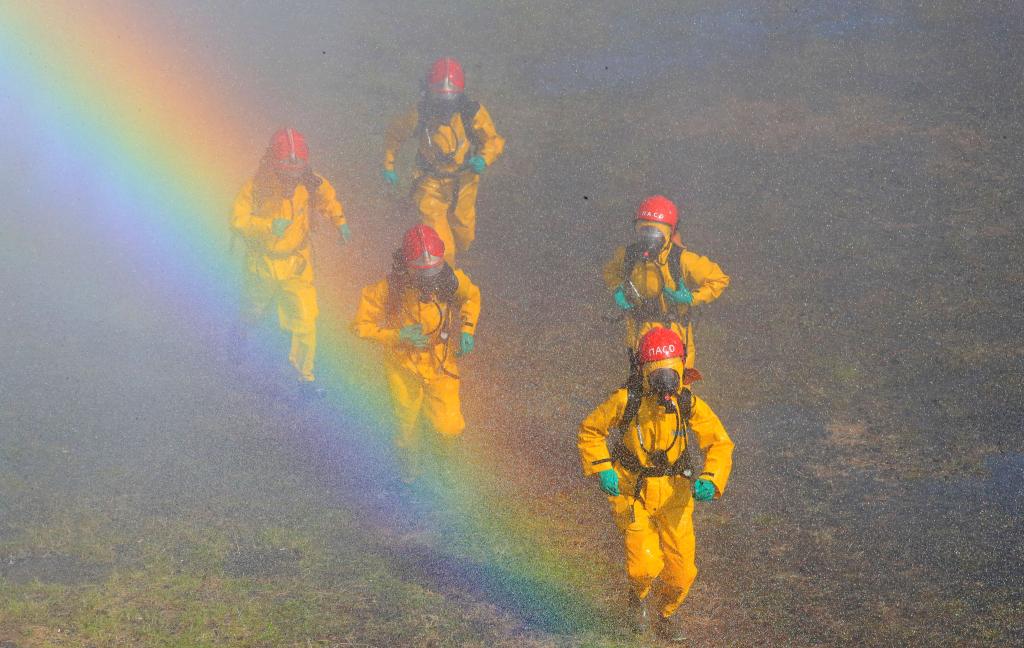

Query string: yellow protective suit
603 225 729 368
384 100 504 263
231 172 346 382
352 269 481 468
578 364 734 619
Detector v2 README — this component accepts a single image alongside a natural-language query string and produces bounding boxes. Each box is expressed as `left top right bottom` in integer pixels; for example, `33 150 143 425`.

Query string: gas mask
277 171 300 190
412 263 457 302
648 367 681 413
635 225 666 259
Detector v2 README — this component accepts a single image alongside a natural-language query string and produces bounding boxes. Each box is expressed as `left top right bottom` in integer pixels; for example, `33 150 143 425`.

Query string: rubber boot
654 612 686 643
627 590 648 634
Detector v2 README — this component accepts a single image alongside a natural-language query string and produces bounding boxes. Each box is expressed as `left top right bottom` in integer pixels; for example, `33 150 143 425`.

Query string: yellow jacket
578 389 734 503
352 269 481 379
603 243 730 313
384 100 504 175
231 174 345 282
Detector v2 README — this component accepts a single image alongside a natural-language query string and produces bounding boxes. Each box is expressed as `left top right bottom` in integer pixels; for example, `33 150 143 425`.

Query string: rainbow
1 1 607 633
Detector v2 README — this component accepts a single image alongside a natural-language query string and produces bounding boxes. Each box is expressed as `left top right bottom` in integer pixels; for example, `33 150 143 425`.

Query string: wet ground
3 1 1023 646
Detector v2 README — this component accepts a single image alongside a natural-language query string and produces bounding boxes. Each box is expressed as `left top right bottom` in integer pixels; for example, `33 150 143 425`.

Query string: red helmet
269 127 309 177
402 224 446 276
636 195 679 231
637 327 686 365
427 57 465 98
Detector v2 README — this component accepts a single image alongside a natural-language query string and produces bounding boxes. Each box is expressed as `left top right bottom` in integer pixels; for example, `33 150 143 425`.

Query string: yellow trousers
244 273 318 382
412 171 481 264
385 361 464 443
385 362 464 481
611 481 698 618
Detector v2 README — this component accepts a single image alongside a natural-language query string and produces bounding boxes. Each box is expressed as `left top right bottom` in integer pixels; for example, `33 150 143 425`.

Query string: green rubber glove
613 286 633 311
663 283 693 305
598 469 620 496
339 223 351 243
398 325 429 349
382 169 398 187
456 332 475 357
467 155 487 174
271 218 290 237
693 478 716 501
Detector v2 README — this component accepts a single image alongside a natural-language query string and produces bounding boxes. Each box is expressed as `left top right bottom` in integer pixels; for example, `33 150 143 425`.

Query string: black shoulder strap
414 98 429 132
622 242 645 278
676 388 693 419
385 249 409 319
618 386 692 434
300 170 322 193
618 386 643 433
667 243 684 289
459 98 481 149
435 264 459 304
677 387 700 477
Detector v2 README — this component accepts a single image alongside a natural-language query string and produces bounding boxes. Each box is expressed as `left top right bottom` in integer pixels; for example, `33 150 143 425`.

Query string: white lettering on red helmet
652 344 676 356
639 210 666 221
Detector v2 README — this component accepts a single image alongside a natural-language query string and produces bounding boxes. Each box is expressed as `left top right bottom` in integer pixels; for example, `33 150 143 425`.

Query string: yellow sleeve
681 249 730 306
314 175 346 227
578 389 629 476
230 180 270 240
453 269 481 335
383 105 419 172
688 395 734 497
602 246 627 291
470 103 505 166
352 279 400 345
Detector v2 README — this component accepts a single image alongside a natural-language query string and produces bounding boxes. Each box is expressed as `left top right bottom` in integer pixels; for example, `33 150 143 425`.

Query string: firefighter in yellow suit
603 195 729 370
352 224 481 480
578 327 734 642
231 127 349 389
382 57 504 264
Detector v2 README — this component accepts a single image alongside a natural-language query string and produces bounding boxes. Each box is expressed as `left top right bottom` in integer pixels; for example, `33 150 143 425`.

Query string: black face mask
421 93 461 123
413 263 458 302
636 226 666 258
648 367 681 413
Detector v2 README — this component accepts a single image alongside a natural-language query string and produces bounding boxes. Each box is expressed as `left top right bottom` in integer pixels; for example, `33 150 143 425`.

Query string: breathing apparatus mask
411 262 457 302
647 366 681 413
635 224 667 259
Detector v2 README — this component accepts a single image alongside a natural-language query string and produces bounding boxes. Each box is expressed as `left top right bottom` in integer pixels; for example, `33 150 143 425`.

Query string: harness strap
622 242 688 324
414 96 481 178
612 389 696 517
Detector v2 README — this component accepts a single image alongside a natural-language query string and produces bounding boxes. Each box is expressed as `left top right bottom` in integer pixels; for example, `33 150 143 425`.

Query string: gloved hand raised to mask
382 169 398 187
455 332 474 357
663 283 693 305
693 478 716 501
598 468 620 496
398 324 429 349
613 286 633 311
467 155 487 174
271 218 290 238
338 223 351 244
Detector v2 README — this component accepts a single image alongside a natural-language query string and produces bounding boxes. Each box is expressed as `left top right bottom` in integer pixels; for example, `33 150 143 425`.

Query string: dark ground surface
2 2 1023 646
